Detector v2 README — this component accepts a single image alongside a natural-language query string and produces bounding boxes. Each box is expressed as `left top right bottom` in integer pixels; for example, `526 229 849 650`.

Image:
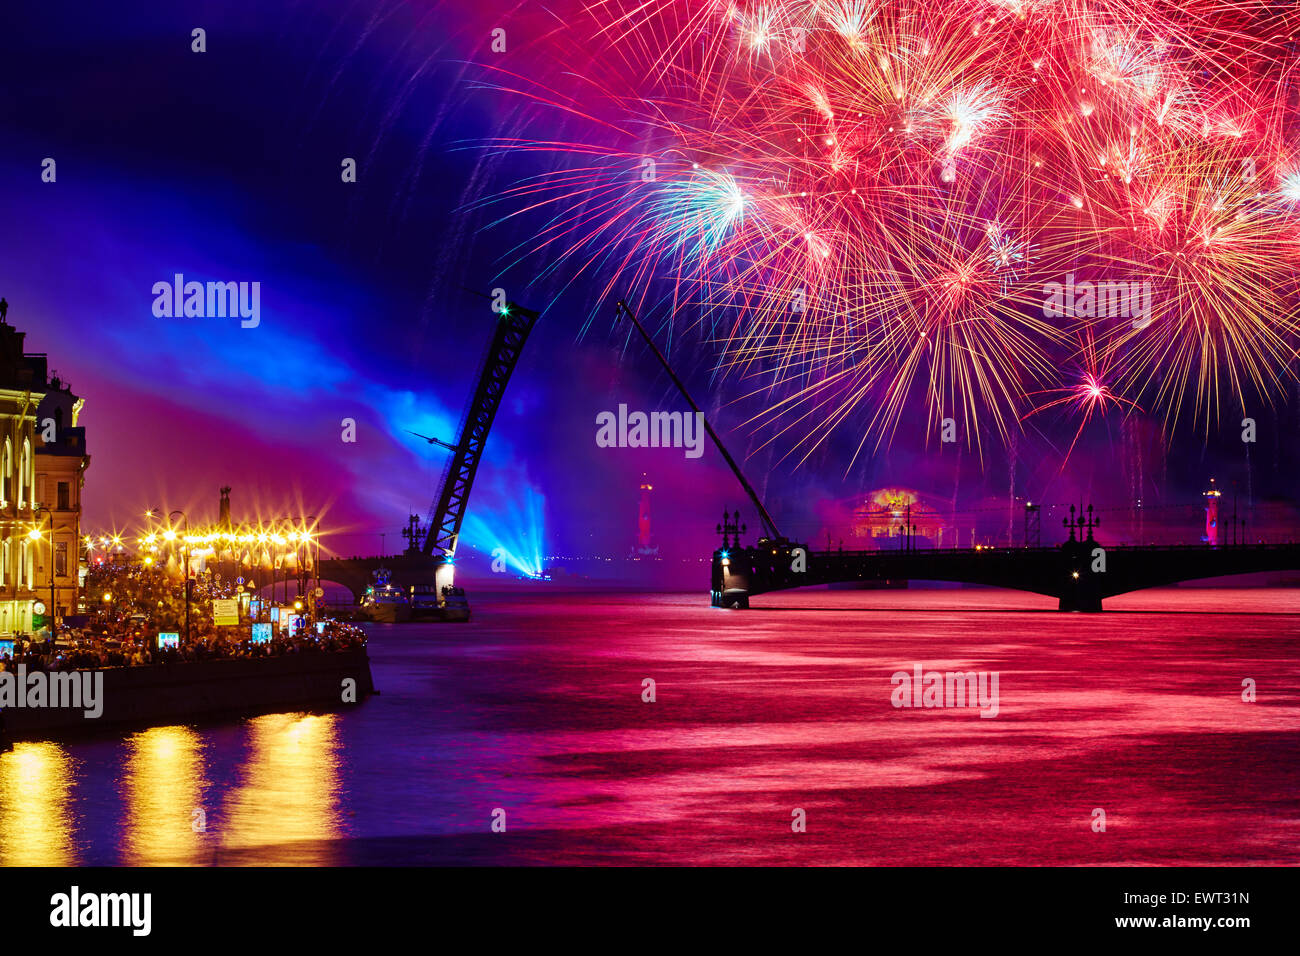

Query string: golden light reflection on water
0 742 79 866
219 713 342 864
121 726 209 865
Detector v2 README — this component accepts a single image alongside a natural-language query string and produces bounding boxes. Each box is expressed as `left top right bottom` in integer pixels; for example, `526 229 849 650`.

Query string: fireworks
480 0 1300 459
1023 332 1143 462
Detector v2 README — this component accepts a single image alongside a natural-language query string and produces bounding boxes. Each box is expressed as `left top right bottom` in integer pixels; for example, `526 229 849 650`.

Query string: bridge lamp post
169 510 191 648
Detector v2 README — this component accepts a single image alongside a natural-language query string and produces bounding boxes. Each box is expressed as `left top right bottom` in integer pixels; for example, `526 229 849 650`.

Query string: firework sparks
477 0 1300 455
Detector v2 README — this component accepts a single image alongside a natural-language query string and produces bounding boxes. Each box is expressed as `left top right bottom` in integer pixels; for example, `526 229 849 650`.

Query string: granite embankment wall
3 650 374 740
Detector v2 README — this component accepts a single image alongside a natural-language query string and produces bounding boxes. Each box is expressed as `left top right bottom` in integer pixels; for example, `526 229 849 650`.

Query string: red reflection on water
451 587 1300 865
9 587 1299 865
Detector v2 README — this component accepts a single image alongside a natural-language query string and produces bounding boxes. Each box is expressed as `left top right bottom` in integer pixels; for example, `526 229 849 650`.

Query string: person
0 296 7 323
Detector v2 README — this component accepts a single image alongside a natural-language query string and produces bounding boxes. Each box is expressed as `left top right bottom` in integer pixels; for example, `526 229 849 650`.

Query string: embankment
3 649 374 741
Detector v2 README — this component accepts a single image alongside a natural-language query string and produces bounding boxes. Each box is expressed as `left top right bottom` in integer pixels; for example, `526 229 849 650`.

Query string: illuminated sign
158 633 180 649
212 599 239 626
0 640 14 658
251 623 272 644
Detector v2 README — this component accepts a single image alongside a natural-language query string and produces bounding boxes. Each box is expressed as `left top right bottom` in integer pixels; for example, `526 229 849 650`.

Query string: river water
2 587 1298 865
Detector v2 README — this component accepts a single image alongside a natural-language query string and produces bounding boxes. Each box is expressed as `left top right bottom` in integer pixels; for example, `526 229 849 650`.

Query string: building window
55 541 68 578
19 438 29 508
1 438 9 503
57 481 70 511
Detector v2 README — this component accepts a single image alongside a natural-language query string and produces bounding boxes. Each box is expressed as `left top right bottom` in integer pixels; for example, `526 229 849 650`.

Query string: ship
409 583 471 622
360 568 411 623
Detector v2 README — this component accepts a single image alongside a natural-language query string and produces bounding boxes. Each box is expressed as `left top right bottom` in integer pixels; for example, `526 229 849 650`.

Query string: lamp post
256 532 268 622
169 510 191 647
30 504 55 634
280 516 292 605
142 507 160 600
305 515 319 624
262 529 275 619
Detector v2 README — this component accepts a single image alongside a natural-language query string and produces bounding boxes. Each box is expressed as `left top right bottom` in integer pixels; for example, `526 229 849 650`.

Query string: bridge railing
745 541 1300 560
772 499 1300 552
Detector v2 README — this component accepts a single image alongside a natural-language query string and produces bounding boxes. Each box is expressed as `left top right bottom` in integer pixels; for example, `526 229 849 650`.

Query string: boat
360 569 411 623
409 583 471 622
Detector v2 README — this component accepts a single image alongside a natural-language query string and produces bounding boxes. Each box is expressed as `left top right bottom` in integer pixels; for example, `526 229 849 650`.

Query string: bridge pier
1058 593 1103 612
711 588 750 609
711 550 750 609
1057 539 1104 611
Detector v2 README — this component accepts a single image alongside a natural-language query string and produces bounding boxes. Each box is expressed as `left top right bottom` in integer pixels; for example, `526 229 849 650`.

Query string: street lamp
31 504 55 634
255 531 268 620
169 510 191 647
305 515 320 623
279 515 291 605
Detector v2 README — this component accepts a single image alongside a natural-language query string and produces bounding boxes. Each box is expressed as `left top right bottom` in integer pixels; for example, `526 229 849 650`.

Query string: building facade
36 379 90 623
848 487 954 548
0 314 89 635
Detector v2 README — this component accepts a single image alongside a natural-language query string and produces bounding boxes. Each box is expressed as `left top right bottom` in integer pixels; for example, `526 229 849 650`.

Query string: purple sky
2 0 1295 568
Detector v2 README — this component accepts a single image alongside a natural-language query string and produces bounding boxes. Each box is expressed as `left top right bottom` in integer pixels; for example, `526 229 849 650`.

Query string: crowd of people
1 561 367 673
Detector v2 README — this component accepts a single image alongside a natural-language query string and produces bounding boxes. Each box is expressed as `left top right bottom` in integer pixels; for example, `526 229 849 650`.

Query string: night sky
3 1 1298 569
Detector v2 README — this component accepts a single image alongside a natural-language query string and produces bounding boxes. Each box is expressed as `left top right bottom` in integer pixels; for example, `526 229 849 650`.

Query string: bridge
316 551 445 605
591 303 1300 613
710 511 1300 612
320 298 539 605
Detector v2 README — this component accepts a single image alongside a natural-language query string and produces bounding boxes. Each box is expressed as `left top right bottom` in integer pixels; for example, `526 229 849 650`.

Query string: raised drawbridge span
319 300 539 603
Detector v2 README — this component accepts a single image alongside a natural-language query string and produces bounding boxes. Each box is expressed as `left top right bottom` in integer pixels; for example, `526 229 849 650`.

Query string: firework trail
475 0 1300 460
